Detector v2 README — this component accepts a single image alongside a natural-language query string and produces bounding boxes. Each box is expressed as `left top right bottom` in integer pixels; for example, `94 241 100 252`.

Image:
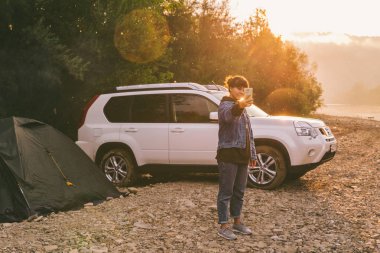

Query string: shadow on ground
134 172 220 187
133 171 309 191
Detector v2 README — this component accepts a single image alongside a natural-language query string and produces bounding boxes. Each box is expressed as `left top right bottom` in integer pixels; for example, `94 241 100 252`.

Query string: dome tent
0 117 120 222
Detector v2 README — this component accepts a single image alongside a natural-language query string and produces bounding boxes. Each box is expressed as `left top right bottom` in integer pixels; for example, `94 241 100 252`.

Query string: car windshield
210 91 269 117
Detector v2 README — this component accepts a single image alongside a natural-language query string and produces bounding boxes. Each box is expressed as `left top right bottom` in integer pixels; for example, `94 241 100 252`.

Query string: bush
264 88 309 115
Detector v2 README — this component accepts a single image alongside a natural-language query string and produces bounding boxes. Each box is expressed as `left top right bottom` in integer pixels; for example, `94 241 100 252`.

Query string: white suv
77 83 337 189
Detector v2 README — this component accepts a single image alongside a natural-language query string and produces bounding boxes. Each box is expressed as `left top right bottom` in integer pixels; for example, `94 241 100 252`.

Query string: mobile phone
244 88 253 99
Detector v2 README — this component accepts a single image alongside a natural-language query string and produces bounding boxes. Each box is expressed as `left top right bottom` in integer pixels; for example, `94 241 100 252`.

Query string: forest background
0 0 323 139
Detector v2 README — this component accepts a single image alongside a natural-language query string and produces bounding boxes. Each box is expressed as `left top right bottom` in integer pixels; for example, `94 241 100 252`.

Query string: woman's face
229 86 245 100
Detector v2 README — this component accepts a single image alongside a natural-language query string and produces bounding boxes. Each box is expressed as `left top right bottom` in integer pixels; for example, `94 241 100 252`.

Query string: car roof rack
115 82 209 92
203 84 228 91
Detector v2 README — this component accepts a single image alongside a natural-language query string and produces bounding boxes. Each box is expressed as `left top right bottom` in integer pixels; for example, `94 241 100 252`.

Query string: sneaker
232 223 252 235
218 227 237 240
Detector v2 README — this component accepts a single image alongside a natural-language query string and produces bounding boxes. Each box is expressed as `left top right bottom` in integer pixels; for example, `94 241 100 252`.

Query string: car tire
99 149 137 186
247 145 287 190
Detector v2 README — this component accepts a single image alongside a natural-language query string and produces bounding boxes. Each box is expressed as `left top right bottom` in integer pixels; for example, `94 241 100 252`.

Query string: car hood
262 115 326 128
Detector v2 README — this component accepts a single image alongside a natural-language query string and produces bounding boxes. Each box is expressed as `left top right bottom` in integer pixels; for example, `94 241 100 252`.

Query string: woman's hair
224 75 249 91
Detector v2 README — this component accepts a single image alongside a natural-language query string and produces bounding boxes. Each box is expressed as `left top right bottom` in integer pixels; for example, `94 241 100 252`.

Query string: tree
239 9 323 114
0 0 175 138
166 0 240 84
0 0 87 126
0 0 324 139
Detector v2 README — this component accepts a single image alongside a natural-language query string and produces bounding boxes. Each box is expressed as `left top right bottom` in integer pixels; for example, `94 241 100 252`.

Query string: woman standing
216 75 257 240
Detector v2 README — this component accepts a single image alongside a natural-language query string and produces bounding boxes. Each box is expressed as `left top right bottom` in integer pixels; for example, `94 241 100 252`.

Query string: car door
169 93 219 165
119 94 169 165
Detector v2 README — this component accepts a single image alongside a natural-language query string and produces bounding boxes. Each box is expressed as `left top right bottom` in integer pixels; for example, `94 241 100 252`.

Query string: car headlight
294 121 318 138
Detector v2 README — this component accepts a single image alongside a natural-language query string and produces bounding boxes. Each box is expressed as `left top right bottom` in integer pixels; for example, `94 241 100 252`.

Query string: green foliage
264 88 309 115
166 4 322 115
0 0 323 139
237 9 322 114
114 9 170 63
0 0 87 125
167 0 238 83
25 20 89 80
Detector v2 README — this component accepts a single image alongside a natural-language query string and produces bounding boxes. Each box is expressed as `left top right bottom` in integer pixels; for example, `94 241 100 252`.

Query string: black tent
0 117 120 222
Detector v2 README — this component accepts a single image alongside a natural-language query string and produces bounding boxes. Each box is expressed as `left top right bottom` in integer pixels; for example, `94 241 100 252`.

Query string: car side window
104 96 132 122
130 94 167 123
172 94 218 123
104 94 167 123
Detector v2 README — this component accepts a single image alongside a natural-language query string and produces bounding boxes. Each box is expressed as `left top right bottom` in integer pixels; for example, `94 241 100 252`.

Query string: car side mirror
209 112 218 122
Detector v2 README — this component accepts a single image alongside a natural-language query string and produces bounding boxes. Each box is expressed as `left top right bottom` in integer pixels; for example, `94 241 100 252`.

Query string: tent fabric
0 158 30 222
0 117 120 222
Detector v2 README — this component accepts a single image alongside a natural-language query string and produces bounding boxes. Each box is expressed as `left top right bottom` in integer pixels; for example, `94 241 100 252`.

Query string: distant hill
290 34 380 105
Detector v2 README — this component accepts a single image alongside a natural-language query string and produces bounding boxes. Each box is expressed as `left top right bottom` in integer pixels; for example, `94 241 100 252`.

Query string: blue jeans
217 161 248 224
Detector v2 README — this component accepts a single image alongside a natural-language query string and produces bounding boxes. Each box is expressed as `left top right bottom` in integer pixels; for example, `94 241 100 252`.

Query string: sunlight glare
229 0 380 42
282 33 352 44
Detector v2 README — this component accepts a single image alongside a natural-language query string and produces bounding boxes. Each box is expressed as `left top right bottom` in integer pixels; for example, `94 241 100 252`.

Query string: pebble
208 204 217 211
256 241 267 248
89 246 108 253
44 245 58 252
243 242 256 248
284 246 299 253
34 216 44 222
115 239 124 244
199 226 208 232
273 228 284 234
133 221 155 230
27 214 39 222
127 187 138 194
182 199 196 208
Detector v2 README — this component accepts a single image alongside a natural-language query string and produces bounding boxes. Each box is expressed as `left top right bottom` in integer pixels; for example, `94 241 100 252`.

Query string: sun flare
229 0 380 43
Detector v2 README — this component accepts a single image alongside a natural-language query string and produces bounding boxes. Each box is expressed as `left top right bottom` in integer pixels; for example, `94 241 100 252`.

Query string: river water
316 104 380 121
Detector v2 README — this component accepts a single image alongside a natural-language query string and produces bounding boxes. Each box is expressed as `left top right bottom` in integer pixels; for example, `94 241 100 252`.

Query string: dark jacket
217 96 257 161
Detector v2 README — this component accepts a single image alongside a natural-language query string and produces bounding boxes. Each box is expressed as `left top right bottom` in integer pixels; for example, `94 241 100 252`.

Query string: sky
228 0 380 104
229 0 380 41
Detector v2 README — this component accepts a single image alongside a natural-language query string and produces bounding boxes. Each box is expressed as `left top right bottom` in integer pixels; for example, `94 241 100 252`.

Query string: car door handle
171 128 184 133
124 128 138 132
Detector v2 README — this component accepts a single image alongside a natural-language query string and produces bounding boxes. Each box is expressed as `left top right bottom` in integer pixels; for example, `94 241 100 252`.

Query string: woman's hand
238 95 253 108
249 159 257 167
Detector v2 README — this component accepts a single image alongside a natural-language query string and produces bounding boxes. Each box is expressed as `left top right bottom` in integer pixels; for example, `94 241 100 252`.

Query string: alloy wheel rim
248 153 277 185
104 155 128 184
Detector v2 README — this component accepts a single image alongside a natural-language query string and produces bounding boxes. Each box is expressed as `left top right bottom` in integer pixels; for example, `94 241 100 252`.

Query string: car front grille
319 127 333 137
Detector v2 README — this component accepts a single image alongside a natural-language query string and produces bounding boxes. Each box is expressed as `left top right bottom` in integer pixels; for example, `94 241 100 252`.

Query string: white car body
77 83 337 189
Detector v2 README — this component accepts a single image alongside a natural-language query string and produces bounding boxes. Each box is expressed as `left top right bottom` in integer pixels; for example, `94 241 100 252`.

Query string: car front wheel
99 149 137 186
247 145 287 190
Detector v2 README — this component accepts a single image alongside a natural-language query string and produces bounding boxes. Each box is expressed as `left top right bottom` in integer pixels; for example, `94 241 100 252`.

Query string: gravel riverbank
1 115 379 252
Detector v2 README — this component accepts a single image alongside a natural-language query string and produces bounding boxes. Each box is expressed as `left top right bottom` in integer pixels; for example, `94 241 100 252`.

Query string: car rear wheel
100 149 137 186
247 145 287 190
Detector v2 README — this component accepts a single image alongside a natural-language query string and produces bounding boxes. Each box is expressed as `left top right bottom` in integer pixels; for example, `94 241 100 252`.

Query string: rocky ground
0 115 379 253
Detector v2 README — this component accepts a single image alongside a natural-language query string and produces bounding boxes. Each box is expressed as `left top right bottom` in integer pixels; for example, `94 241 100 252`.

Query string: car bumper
289 149 336 174
76 141 95 160
289 132 337 166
